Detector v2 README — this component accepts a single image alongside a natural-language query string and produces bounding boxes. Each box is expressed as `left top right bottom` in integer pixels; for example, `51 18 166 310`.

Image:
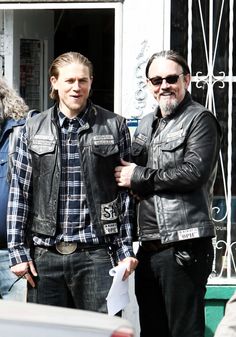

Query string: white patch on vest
93 135 114 145
177 228 200 240
135 134 147 146
103 223 119 235
34 135 54 140
101 198 119 221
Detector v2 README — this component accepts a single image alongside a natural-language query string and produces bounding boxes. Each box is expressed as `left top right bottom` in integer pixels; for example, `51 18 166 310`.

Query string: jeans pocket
33 247 48 261
174 249 195 267
86 248 111 264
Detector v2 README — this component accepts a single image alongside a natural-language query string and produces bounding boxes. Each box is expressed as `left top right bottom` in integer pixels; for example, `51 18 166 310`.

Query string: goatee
160 100 179 118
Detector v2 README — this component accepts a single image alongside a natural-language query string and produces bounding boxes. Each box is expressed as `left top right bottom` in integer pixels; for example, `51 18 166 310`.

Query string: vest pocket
160 136 185 152
29 136 56 155
159 137 185 167
29 138 56 176
91 143 119 157
91 135 119 157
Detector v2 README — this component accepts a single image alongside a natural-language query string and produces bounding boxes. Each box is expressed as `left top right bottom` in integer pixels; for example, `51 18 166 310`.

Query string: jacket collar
0 117 25 142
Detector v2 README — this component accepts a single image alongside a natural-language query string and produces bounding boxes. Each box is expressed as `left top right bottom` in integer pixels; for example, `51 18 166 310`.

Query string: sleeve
131 112 221 198
7 125 33 266
112 119 136 261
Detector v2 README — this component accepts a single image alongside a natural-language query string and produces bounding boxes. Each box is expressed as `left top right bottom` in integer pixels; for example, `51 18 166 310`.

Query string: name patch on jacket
32 135 55 144
93 135 115 145
134 134 148 146
101 198 119 235
177 228 200 240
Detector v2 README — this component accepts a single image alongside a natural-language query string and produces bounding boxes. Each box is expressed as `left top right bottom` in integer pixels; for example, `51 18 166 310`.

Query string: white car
0 300 134 337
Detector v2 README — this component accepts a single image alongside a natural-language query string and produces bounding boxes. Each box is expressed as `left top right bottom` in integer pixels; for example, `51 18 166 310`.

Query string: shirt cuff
8 247 31 266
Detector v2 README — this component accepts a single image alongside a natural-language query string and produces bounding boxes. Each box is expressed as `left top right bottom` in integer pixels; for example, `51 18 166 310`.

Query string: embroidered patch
93 135 115 145
34 135 53 140
177 228 200 240
31 135 55 146
31 139 55 146
103 223 119 235
101 198 119 221
30 136 56 154
134 133 148 146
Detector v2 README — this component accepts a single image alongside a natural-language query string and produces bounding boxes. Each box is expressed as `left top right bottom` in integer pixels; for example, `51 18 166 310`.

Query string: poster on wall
20 39 41 111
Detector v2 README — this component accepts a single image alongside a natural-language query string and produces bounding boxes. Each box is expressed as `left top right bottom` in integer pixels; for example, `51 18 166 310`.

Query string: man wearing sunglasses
115 50 221 337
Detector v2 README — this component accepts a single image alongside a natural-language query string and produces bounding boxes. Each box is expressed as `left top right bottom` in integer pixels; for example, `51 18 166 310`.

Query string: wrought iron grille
171 0 236 283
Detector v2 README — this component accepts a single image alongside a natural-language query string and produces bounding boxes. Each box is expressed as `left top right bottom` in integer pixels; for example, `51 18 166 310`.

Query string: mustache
160 89 172 94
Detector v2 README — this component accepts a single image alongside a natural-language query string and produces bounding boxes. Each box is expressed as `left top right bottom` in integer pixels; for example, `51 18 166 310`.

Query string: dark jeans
28 247 113 313
135 238 214 337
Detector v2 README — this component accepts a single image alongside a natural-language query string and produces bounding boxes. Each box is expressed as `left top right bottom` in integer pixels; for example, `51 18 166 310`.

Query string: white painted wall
3 10 14 86
121 3 171 334
122 0 171 120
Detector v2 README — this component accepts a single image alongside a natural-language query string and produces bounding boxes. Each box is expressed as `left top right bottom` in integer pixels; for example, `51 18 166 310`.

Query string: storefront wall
0 1 235 336
121 0 170 120
170 1 236 335
124 1 235 334
0 2 169 336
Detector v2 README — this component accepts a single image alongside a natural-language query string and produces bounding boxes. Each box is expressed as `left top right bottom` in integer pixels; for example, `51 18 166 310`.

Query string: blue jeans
0 249 27 301
28 247 113 313
135 238 213 337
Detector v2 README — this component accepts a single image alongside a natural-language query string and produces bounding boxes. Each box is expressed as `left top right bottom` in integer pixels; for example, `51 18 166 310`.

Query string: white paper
106 263 130 316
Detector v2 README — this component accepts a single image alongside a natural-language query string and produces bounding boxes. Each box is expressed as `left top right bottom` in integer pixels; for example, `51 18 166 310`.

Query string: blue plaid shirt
7 107 134 266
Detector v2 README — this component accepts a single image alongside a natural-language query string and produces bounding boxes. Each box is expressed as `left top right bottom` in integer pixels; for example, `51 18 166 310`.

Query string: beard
159 98 179 118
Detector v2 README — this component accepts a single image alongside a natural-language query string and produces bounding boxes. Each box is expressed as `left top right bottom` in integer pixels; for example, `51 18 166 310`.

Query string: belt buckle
55 242 77 255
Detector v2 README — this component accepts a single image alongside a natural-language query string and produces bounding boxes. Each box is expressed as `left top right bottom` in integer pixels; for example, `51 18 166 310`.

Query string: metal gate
171 0 236 282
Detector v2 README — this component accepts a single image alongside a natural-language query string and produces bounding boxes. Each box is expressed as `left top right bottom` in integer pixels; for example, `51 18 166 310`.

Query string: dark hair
145 50 190 78
49 51 93 101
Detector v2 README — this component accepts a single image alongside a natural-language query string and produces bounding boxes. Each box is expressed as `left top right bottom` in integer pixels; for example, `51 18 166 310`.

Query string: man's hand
118 256 139 280
114 159 136 188
11 261 37 288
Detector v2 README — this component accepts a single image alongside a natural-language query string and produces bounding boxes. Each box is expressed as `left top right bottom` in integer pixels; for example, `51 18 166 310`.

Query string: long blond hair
49 51 93 102
0 77 29 120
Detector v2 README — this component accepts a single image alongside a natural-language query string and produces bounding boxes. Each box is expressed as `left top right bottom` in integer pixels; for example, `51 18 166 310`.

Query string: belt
141 238 212 253
36 242 107 255
141 240 175 252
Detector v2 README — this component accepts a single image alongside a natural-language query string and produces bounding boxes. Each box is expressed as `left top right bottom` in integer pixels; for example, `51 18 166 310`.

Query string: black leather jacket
131 92 221 243
26 102 127 238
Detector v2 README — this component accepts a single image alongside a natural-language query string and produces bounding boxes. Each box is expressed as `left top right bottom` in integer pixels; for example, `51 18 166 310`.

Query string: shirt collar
57 105 88 128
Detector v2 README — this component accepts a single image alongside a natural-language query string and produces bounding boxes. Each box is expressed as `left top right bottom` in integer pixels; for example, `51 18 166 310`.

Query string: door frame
0 2 123 115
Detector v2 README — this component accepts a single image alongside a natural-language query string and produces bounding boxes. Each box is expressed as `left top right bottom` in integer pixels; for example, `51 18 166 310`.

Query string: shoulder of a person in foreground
214 292 236 337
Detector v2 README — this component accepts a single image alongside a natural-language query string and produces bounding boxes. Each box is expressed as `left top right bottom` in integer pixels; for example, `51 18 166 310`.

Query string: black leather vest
26 103 126 238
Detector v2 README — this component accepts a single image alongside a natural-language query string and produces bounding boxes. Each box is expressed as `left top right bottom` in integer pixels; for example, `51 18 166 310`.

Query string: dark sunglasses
148 73 184 86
